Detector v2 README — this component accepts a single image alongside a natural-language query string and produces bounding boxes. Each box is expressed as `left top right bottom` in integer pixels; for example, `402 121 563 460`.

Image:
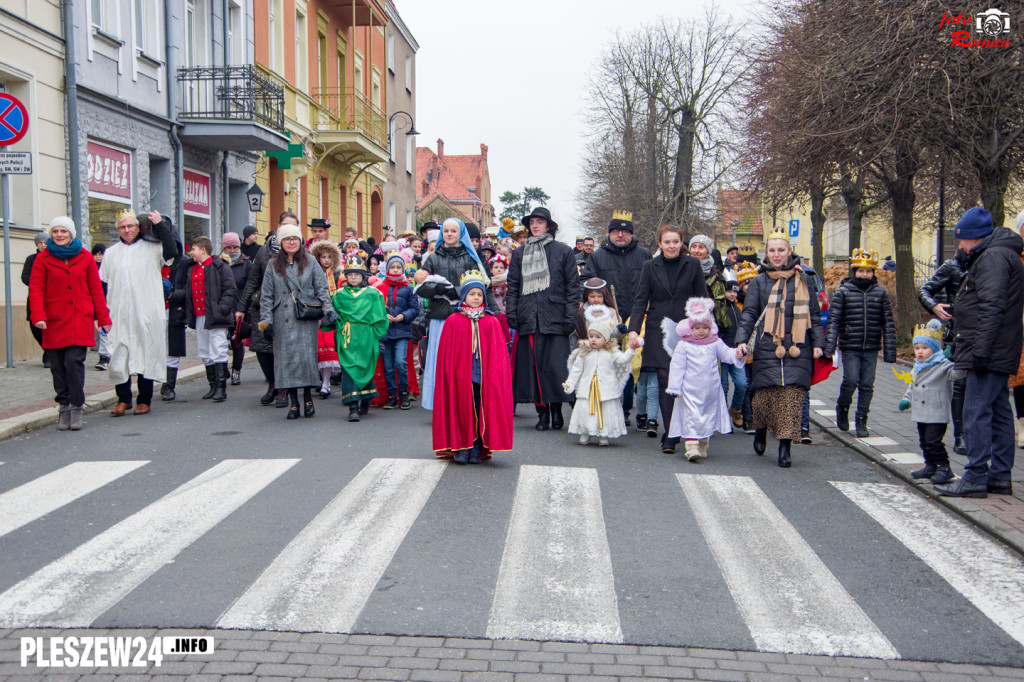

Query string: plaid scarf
521 232 553 296
763 264 811 359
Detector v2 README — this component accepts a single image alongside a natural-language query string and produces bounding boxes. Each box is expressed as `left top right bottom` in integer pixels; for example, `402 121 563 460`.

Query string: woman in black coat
505 208 581 431
735 233 824 468
627 224 707 451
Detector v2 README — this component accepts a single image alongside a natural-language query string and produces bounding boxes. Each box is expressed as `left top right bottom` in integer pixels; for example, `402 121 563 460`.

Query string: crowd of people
21 202 1024 489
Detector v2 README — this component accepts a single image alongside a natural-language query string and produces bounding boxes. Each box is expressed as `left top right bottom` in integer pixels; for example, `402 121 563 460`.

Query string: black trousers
50 346 87 406
115 376 155 405
917 422 948 466
656 368 675 438
622 374 634 417
256 351 275 385
30 323 43 349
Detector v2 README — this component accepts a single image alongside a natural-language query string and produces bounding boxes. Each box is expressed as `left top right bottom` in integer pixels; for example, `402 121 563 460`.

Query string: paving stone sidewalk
2 628 1023 681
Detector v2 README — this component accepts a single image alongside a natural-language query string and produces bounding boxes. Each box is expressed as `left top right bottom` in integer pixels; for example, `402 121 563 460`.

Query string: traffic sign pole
0 92 29 368
3 172 13 368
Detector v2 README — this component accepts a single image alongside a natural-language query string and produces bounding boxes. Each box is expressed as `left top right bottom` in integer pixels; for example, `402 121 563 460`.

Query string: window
371 69 381 110
406 210 412 232
386 32 394 73
388 202 396 230
405 55 412 92
91 0 103 27
406 135 413 175
338 186 347 230
268 1 275 69
295 11 307 90
317 32 328 95
184 0 196 68
354 52 364 96
319 177 327 219
134 0 145 49
228 0 244 65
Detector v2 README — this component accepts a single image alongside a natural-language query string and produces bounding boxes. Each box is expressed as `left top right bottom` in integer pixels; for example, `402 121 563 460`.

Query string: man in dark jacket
180 235 238 402
937 208 1024 498
580 213 653 424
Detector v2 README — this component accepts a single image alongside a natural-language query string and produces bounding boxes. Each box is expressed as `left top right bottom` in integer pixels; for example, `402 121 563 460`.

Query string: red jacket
28 248 112 349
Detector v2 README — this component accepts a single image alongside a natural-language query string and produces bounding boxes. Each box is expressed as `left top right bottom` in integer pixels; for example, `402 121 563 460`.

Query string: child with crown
432 270 513 463
822 247 897 437
897 320 955 484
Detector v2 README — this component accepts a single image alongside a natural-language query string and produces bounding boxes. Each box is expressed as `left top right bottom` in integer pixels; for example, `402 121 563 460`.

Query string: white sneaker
598 437 609 446
578 434 590 445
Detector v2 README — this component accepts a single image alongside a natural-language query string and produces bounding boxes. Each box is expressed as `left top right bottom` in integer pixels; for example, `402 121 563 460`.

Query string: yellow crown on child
913 321 943 342
765 226 789 242
115 208 137 223
850 248 880 269
460 269 486 288
611 210 633 222
735 260 759 283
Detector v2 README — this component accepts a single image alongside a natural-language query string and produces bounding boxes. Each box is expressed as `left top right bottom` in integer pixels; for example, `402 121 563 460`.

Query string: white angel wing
662 317 681 357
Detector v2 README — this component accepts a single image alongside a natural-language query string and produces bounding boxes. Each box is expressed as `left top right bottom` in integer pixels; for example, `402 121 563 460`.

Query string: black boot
201 365 217 399
778 439 792 468
911 463 937 479
383 393 398 410
535 405 550 431
753 428 767 456
953 435 967 455
211 363 228 402
260 383 276 406
275 389 289 408
358 398 370 416
161 367 178 401
399 390 411 409
550 403 564 430
855 414 869 438
835 404 850 431
286 390 300 420
661 436 678 454
348 404 360 422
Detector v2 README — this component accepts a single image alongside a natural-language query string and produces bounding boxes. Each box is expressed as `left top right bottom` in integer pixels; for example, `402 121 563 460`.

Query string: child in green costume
332 255 388 422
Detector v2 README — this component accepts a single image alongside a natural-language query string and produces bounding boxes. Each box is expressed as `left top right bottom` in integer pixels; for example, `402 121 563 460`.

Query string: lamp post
387 110 419 154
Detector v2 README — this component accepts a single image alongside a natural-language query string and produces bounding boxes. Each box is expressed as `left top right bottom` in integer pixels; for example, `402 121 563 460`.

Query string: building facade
384 0 417 236
415 139 494 229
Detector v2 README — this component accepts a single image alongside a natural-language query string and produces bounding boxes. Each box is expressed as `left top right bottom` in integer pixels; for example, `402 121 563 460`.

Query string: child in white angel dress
665 297 746 461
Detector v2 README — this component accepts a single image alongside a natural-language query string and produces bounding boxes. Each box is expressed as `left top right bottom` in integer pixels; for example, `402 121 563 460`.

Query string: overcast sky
396 0 754 242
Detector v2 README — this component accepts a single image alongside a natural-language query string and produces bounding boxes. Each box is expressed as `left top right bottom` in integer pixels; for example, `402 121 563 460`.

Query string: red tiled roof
415 146 485 206
721 189 764 236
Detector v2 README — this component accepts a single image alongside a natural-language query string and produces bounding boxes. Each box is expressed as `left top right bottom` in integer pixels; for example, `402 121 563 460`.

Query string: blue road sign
789 219 799 238
0 93 28 147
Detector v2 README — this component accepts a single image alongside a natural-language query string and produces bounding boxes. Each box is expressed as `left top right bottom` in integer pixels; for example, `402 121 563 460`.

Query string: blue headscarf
436 217 487 276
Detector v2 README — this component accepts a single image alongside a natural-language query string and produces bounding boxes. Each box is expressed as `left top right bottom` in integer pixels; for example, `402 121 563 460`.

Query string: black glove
263 323 274 342
438 283 457 299
972 355 988 375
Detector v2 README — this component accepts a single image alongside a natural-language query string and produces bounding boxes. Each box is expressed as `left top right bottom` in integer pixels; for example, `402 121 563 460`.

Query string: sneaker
578 434 590 445
95 356 109 371
646 419 659 438
742 419 756 435
930 464 955 485
800 430 812 445
383 394 399 410
635 414 648 431
230 369 241 385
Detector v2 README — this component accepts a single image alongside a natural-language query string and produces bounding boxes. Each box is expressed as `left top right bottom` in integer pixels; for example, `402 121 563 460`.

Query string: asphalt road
1 364 1023 667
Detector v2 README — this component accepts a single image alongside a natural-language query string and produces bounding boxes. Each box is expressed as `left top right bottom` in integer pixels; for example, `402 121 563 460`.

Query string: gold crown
735 260 759 283
115 208 137 223
460 269 486 287
765 226 788 241
612 210 633 222
913 322 942 341
850 248 880 269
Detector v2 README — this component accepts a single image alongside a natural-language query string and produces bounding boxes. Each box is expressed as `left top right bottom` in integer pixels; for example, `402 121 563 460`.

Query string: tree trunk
840 175 865 253
809 183 826 276
891 147 920 346
975 159 1008 228
671 106 696 229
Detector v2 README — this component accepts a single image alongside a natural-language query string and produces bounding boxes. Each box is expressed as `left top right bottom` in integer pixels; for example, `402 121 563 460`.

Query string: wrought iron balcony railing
310 88 388 150
177 65 285 132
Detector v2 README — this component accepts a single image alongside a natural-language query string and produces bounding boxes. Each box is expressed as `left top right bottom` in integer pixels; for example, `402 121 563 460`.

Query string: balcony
176 65 290 152
310 88 389 164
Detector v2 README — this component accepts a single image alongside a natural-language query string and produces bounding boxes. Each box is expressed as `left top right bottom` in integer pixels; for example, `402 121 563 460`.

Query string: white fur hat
676 297 718 337
48 216 76 239
585 304 615 341
277 224 302 243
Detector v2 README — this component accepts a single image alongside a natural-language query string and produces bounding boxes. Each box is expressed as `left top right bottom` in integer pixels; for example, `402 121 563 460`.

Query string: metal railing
177 65 285 132
309 87 388 150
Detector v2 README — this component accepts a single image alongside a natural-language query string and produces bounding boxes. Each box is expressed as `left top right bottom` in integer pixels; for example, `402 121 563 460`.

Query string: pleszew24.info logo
21 636 214 668
940 8 1012 48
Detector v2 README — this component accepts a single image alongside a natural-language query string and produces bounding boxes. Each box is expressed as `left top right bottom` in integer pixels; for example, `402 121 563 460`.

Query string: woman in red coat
29 217 112 431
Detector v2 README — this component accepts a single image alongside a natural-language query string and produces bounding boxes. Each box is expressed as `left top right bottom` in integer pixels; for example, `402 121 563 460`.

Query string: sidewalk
810 359 1024 555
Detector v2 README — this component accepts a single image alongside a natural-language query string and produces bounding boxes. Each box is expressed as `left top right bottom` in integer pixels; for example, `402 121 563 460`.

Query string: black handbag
282 274 324 321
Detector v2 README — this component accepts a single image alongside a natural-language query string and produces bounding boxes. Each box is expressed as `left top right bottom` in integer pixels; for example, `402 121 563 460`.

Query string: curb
0 356 258 443
809 411 1024 557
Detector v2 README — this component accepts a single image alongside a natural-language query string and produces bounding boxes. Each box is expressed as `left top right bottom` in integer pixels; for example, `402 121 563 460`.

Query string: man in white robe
99 209 177 415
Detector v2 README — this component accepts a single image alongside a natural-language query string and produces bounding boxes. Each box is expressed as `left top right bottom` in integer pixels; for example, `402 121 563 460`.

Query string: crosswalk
1 456 1024 662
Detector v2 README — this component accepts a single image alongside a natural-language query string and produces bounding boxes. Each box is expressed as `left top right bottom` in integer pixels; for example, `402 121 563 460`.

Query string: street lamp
246 183 265 213
388 111 419 154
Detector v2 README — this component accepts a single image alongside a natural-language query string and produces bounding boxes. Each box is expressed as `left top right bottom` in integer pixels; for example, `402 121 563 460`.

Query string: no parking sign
0 93 28 147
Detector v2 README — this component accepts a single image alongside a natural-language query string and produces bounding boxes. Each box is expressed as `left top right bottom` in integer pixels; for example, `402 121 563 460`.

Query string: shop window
88 197 129 247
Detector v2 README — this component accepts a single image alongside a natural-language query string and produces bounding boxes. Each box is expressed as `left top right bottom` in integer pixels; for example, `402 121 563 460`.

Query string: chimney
421 180 429 197
437 138 444 158
480 143 488 161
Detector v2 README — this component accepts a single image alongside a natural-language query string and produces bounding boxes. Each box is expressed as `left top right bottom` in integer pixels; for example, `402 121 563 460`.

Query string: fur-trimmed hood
310 240 343 270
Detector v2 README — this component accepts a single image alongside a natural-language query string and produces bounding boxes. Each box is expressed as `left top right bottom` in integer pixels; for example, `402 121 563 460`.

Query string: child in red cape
433 270 513 463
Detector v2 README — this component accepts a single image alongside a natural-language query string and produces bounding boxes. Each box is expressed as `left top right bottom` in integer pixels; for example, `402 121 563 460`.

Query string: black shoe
230 369 241 385
661 436 678 454
348 405 360 422
742 419 755 435
95 355 109 371
836 405 850 431
854 415 869 438
535 406 550 431
550 403 564 430
468 444 482 464
275 391 289 408
260 385 276 406
935 478 987 498
647 419 659 438
319 386 331 399
330 370 342 386
304 401 315 418
800 429 812 445
201 365 217 399
778 439 792 468
161 367 178 401
453 449 469 464
624 416 631 427
911 463 938 479
399 391 411 409
988 479 1013 495
383 394 398 410
931 465 955 485
953 435 967 456
636 414 648 430
42 351 51 369
211 363 228 402
358 399 370 416
753 428 767 456
286 406 300 420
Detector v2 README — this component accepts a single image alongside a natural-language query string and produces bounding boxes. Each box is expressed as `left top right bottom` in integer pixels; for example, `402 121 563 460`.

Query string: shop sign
184 169 210 217
87 142 131 199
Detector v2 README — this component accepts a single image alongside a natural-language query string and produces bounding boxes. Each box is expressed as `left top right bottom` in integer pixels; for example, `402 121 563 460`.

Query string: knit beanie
48 216 76 239
34 232 47 245
243 225 258 239
221 231 241 247
689 234 713 253
584 304 615 341
277 224 302 243
459 270 487 301
954 207 994 240
385 253 406 274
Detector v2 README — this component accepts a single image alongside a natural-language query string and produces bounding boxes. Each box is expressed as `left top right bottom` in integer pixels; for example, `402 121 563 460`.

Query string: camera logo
975 8 1011 37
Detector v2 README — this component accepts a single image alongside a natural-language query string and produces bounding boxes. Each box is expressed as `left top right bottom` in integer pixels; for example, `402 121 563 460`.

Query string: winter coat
260 259 338 390
823 278 897 361
377 279 421 340
627 254 707 370
720 300 743 347
562 345 635 402
183 256 238 329
21 251 38 321
580 236 653 323
166 250 188 330
417 244 497 320
224 253 252 299
506 239 583 336
953 227 1024 374
735 260 826 392
28 248 112 349
901 359 955 424
237 243 275 354
918 254 967 345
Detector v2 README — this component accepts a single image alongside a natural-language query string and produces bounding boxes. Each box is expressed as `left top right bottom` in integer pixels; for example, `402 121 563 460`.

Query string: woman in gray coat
258 224 337 420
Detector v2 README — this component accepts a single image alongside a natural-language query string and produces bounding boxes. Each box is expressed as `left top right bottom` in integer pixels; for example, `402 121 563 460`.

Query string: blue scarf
912 351 947 378
45 238 83 260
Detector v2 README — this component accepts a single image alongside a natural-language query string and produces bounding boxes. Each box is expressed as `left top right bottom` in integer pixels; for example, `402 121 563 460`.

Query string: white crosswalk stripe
218 458 445 632
677 473 899 658
487 465 623 643
832 481 1024 649
0 461 148 538
0 458 298 628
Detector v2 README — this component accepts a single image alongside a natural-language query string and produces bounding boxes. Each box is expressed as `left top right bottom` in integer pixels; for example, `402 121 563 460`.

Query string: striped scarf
763 267 811 359
521 232 553 296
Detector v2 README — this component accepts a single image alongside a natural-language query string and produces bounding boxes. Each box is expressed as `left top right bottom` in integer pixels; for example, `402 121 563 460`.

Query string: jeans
962 370 1015 485
50 346 87 406
382 338 409 393
720 362 747 411
635 369 660 421
837 349 878 417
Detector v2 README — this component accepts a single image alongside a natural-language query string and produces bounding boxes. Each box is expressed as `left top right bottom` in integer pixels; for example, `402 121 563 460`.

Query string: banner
87 142 131 200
